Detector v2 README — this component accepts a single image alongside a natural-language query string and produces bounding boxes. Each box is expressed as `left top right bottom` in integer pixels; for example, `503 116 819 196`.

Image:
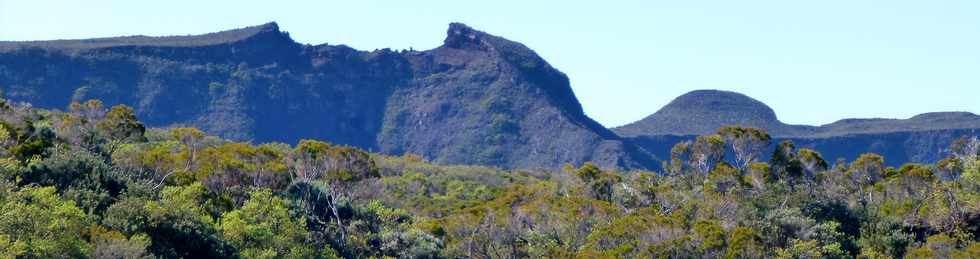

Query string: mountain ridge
616 89 979 166
0 22 285 51
0 21 656 171
614 89 980 138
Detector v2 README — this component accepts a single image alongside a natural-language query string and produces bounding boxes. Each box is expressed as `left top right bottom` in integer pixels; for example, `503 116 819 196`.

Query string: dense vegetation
0 96 978 258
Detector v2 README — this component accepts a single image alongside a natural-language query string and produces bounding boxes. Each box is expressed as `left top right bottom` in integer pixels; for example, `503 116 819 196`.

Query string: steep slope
0 22 655 170
617 89 980 166
379 23 652 169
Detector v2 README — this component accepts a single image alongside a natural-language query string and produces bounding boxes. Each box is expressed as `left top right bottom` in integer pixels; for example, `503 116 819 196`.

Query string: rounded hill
614 90 813 136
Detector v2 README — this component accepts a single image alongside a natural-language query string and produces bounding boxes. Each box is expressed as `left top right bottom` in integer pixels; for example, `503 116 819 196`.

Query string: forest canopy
0 97 978 258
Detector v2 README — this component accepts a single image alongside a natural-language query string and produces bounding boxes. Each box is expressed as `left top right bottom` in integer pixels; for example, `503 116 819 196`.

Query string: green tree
692 134 726 176
24 146 120 213
0 186 91 258
717 126 772 171
851 153 886 204
97 104 146 143
770 140 803 183
143 183 236 258
858 215 913 258
289 140 380 246
667 141 693 175
218 189 329 258
726 227 762 259
693 220 727 256
573 163 620 202
797 148 828 177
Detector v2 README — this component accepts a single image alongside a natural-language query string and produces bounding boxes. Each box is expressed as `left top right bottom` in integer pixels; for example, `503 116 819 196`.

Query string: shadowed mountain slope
614 90 816 137
0 22 656 170
616 89 980 166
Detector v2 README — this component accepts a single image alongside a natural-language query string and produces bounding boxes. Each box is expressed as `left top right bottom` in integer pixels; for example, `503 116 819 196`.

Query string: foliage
0 99 977 258
218 189 329 258
0 185 91 258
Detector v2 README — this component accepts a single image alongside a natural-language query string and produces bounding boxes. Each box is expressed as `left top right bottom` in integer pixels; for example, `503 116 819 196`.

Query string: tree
726 227 763 258
143 183 237 258
25 145 120 213
949 136 979 162
706 162 741 194
90 231 154 259
97 104 146 143
717 126 772 171
857 215 913 258
56 99 106 149
850 153 885 204
196 143 291 204
0 186 92 258
797 148 828 178
746 162 770 190
935 157 963 180
770 140 802 183
8 118 55 163
110 141 179 189
692 134 726 176
667 141 693 175
218 189 327 258
289 140 380 246
573 163 621 202
693 220 726 256
171 127 207 174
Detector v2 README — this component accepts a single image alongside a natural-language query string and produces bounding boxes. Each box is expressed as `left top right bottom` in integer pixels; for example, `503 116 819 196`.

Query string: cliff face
629 129 979 167
617 90 980 165
379 23 652 169
0 22 655 170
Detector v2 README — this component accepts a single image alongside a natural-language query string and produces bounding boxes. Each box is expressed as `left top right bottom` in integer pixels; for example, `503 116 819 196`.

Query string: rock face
0 22 655 170
616 89 980 166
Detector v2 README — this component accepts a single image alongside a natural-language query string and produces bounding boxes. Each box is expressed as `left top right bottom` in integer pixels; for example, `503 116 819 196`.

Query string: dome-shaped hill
614 90 813 137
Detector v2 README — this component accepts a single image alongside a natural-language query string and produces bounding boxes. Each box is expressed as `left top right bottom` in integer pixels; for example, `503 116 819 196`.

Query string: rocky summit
0 22 656 170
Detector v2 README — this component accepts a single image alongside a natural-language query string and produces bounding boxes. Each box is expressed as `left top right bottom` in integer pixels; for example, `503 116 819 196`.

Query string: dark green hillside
0 22 654 170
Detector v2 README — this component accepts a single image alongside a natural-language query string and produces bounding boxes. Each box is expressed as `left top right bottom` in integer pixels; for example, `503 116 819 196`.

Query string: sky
1 0 978 127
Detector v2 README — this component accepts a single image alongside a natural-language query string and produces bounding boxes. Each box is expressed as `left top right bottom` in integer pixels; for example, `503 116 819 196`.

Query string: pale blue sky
2 0 978 127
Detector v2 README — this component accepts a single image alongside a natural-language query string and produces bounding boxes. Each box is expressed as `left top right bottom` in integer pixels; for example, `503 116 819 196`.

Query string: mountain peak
0 21 288 52
444 22 486 49
614 89 792 136
256 21 280 32
617 90 980 138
